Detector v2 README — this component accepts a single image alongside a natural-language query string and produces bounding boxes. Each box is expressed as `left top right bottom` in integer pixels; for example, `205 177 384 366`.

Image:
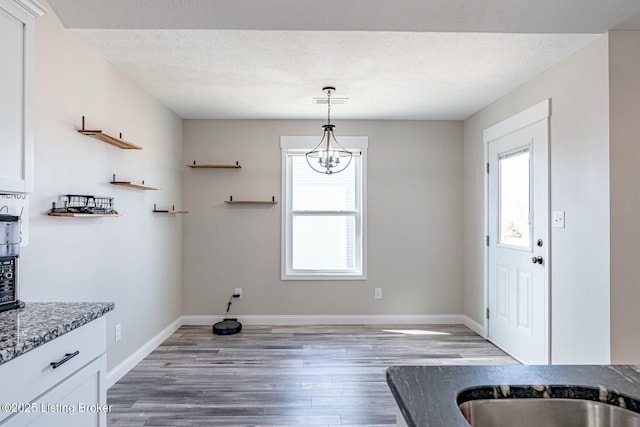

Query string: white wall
609 31 640 364
463 35 611 363
19 2 184 371
182 120 463 317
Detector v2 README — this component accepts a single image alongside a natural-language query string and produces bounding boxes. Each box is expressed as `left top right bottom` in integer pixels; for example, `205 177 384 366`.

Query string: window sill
281 274 367 281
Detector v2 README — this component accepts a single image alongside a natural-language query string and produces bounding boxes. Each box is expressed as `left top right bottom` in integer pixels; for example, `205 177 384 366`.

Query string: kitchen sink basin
459 397 640 427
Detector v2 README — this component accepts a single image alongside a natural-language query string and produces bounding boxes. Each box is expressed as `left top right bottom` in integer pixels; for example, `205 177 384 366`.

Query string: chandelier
306 87 353 174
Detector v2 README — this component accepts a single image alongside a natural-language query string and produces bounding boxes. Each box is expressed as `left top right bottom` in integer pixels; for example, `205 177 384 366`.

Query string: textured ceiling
70 30 598 120
47 0 640 120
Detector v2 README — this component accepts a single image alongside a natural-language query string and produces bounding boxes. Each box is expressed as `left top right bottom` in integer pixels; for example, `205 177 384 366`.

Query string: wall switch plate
234 288 243 299
552 211 565 228
375 288 382 299
115 323 122 342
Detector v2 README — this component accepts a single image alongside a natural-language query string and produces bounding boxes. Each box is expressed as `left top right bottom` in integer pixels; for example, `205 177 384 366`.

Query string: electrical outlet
234 288 243 299
375 288 382 299
115 323 122 342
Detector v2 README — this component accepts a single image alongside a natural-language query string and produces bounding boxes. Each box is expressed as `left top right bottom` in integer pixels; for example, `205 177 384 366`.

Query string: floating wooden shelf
224 201 277 204
48 212 122 218
78 116 142 150
110 175 159 190
152 204 189 214
153 210 189 214
79 130 142 150
187 161 241 169
224 196 277 205
111 181 158 190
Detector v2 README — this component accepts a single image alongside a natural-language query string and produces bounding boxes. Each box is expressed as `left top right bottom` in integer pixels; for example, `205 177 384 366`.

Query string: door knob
531 256 543 265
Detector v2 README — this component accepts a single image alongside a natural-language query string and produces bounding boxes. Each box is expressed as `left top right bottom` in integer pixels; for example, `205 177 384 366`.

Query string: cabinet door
0 0 34 194
2 357 107 427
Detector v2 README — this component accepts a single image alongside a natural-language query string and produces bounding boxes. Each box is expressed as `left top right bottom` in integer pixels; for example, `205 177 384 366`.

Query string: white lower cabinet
0 317 107 427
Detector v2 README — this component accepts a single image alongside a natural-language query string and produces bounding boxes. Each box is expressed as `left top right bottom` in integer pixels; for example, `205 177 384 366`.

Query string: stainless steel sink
459 398 640 427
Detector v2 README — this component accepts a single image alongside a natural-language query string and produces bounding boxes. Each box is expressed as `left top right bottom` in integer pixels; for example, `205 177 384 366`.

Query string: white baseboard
107 313 486 388
462 315 486 338
182 314 467 326
106 316 183 389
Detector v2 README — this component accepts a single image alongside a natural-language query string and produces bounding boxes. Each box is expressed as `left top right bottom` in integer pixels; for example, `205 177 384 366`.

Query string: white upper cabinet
0 0 45 194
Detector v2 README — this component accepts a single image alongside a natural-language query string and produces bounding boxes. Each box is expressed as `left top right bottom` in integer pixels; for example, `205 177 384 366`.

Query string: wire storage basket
51 195 117 215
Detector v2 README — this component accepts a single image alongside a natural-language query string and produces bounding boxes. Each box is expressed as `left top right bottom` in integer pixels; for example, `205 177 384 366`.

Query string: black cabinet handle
50 351 79 369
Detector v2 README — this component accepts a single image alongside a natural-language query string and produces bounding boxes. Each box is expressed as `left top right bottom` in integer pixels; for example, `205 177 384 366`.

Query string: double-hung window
281 136 368 280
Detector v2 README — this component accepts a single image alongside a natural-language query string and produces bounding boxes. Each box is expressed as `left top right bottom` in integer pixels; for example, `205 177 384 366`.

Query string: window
281 136 368 280
498 148 531 249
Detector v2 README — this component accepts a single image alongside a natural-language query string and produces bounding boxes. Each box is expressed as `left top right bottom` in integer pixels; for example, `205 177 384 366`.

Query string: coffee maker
0 214 24 312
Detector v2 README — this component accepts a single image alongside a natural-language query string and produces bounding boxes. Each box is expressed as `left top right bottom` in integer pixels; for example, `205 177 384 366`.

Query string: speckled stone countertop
387 365 640 427
0 302 114 365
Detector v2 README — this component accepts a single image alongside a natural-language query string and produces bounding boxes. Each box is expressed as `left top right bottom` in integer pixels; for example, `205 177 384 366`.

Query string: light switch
552 211 565 228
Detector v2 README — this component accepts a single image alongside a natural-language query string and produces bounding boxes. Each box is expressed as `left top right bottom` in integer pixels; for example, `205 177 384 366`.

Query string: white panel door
486 100 549 364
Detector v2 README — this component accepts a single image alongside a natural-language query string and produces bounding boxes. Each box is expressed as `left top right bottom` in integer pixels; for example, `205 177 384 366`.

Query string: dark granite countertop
0 302 114 365
387 365 640 427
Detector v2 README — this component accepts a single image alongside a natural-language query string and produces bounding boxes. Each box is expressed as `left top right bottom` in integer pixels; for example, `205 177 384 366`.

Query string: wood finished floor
107 324 517 427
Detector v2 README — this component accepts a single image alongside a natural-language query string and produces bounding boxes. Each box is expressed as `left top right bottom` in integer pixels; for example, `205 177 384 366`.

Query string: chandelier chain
327 89 332 125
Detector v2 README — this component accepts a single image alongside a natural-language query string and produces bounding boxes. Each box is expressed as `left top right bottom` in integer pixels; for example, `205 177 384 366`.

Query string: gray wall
463 35 611 363
20 2 184 371
609 31 640 364
182 120 464 317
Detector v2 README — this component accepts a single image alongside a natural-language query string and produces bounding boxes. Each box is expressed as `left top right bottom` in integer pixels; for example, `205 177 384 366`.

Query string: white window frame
280 136 368 281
